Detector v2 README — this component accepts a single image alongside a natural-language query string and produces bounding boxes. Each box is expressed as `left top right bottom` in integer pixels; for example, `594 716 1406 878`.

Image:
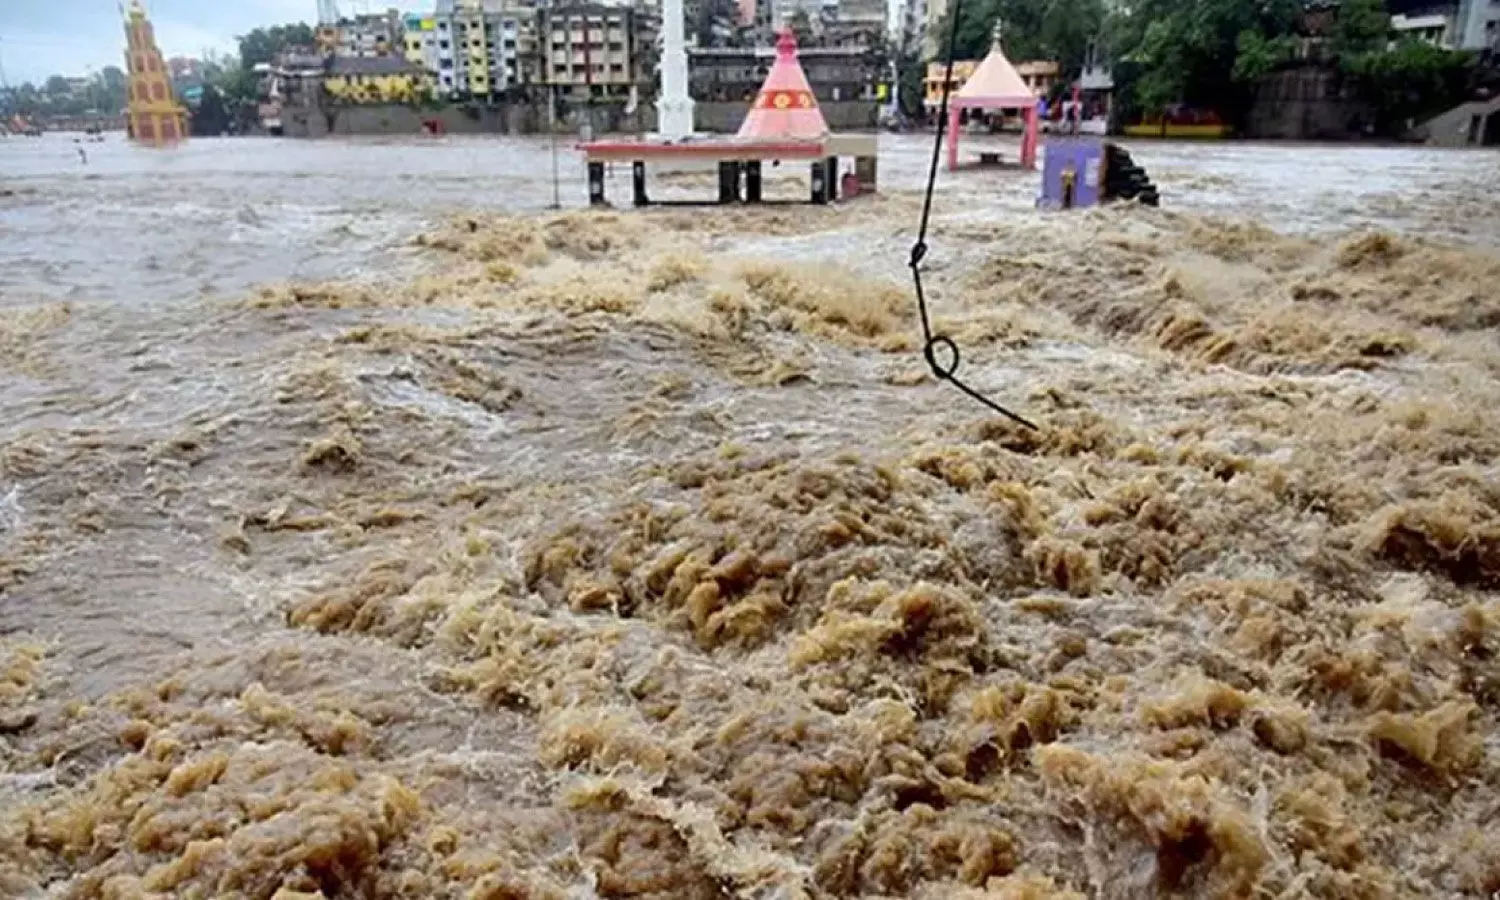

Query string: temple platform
578 134 879 206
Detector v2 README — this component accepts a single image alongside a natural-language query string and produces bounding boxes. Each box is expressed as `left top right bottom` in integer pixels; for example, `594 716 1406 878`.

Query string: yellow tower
122 0 188 145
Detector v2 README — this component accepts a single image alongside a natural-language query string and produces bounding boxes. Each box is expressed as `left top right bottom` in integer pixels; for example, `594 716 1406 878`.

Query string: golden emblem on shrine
758 89 816 111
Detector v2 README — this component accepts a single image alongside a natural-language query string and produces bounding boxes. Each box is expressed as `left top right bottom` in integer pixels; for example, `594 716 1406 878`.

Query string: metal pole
548 84 560 209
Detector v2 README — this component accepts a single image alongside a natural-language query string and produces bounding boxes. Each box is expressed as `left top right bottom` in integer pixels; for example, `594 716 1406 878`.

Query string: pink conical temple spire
737 29 828 141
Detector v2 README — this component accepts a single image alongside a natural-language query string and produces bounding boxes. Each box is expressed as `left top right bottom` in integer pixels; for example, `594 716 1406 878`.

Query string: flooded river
2 132 1499 899
4 133 1496 307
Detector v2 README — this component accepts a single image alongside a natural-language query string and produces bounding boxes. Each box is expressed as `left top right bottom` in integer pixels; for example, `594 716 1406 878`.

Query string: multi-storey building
1016 59 1058 96
922 57 977 111
433 0 461 95
1456 0 1500 48
403 13 443 88
832 0 885 39
769 0 826 31
428 0 532 101
893 0 927 56
690 42 881 101
1389 0 1500 49
339 9 404 57
539 4 641 99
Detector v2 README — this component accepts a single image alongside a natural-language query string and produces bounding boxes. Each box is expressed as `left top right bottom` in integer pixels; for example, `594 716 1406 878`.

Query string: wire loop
905 0 1038 432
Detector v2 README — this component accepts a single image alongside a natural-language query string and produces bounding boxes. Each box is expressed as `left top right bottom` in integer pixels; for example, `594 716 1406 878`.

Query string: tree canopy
932 0 1480 134
1343 38 1476 135
236 23 316 69
937 0 1104 75
2 67 130 118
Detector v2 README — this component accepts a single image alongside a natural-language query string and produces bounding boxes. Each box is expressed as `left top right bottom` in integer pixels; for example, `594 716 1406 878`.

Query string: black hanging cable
907 5 1038 431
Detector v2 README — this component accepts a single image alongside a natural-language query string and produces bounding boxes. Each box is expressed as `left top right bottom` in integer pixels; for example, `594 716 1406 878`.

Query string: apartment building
1389 0 1500 49
428 0 532 100
1455 0 1500 48
339 9 403 57
539 4 641 99
403 13 442 90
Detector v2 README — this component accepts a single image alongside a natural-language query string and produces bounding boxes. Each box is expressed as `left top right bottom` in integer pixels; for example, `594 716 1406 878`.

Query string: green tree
190 84 232 135
1107 0 1301 122
1344 39 1475 136
94 66 128 114
935 0 1103 73
45 75 70 97
1331 0 1389 61
237 23 316 69
938 0 1032 63
207 56 262 107
14 83 42 115
101 65 127 89
1232 30 1297 83
1037 0 1105 75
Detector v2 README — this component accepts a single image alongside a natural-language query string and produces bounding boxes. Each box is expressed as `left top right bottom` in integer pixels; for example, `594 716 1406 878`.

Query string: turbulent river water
1 132 1499 899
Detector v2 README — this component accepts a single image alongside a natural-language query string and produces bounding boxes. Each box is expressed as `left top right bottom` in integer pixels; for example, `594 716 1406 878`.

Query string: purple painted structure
1038 138 1103 209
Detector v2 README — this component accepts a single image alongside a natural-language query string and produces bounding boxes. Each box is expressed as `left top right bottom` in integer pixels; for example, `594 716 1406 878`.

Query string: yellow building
924 59 979 111
1016 60 1060 97
323 56 428 104
459 2 491 98
403 14 441 99
122 0 187 145
404 16 435 67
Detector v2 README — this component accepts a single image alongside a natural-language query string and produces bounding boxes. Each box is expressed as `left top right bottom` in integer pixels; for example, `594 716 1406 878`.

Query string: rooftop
326 55 423 76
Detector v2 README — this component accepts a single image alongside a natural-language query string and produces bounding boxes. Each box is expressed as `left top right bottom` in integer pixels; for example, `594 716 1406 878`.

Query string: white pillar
655 0 695 139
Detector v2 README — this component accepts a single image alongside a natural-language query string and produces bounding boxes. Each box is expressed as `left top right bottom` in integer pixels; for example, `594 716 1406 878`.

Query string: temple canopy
945 24 1040 171
737 29 828 142
952 40 1036 110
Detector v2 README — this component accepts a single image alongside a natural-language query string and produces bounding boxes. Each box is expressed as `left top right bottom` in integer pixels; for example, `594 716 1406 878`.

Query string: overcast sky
0 0 367 84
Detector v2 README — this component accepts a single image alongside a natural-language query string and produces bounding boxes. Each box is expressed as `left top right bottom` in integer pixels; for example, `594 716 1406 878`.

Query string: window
151 82 165 101
440 39 450 49
608 41 623 51
440 58 454 68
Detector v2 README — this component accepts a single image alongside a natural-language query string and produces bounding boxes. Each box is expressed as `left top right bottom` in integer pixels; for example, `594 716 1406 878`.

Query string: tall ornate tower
122 0 188 145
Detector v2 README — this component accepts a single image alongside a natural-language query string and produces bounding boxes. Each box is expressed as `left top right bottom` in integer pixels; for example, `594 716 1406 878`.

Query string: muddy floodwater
2 132 1499 899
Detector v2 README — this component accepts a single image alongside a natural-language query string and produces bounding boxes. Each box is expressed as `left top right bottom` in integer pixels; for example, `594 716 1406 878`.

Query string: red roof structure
737 29 828 142
954 43 1035 107
944 30 1041 171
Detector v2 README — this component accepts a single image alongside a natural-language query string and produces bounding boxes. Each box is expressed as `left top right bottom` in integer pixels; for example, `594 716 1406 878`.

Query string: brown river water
2 132 1499 899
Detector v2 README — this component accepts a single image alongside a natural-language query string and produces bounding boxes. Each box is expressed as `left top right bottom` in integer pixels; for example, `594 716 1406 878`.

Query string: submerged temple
123 0 188 145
